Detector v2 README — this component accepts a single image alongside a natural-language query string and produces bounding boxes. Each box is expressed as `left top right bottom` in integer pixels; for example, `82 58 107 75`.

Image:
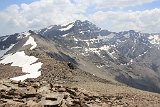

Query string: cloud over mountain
0 0 159 36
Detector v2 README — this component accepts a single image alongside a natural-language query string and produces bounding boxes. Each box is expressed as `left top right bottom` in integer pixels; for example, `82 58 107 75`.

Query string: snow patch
21 32 31 37
42 25 54 33
100 45 116 59
62 33 68 37
79 31 84 34
97 33 114 41
71 46 82 49
123 33 130 38
148 35 160 45
99 45 110 51
0 51 43 81
23 36 37 50
138 51 148 57
0 44 15 58
60 23 74 31
17 35 23 39
86 41 90 46
130 59 133 64
17 32 31 39
81 52 89 56
74 37 79 41
96 65 104 68
72 37 100 46
87 48 101 55
1 36 9 42
83 45 114 57
47 25 53 30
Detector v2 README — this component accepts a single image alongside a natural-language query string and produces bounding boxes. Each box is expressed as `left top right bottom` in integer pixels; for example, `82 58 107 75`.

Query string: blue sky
1 0 160 13
0 0 160 36
85 0 160 13
0 0 35 10
125 0 160 11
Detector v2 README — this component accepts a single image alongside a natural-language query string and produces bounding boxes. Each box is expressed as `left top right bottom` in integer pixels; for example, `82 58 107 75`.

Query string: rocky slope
0 31 112 85
0 79 160 107
1 79 111 107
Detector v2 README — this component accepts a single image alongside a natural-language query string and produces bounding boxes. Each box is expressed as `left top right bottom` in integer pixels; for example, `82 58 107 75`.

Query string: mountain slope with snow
0 30 113 86
0 20 160 93
0 32 43 81
36 20 160 93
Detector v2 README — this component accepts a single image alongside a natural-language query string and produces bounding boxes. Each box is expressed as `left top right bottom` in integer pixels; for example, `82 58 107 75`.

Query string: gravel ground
73 82 160 107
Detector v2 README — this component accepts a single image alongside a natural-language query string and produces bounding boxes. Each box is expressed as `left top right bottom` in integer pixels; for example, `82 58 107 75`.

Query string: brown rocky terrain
36 58 113 85
0 79 160 107
0 79 116 107
0 64 25 79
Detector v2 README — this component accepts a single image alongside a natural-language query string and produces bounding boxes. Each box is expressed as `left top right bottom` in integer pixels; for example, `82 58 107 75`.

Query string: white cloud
0 0 159 36
74 0 155 9
0 0 88 36
99 0 154 9
89 8 160 33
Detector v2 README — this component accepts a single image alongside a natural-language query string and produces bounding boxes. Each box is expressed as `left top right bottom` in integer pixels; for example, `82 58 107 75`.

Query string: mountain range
0 20 160 106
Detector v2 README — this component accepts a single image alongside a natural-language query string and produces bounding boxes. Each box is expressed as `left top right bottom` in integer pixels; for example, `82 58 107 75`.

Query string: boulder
43 93 64 106
0 84 8 90
58 87 66 92
37 85 51 94
27 100 43 107
67 62 75 70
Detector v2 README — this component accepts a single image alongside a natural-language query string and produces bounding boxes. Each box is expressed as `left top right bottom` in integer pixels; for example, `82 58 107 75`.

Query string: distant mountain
0 20 160 93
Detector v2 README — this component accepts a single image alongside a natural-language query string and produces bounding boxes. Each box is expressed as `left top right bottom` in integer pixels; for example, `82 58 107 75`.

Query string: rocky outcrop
0 79 133 107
